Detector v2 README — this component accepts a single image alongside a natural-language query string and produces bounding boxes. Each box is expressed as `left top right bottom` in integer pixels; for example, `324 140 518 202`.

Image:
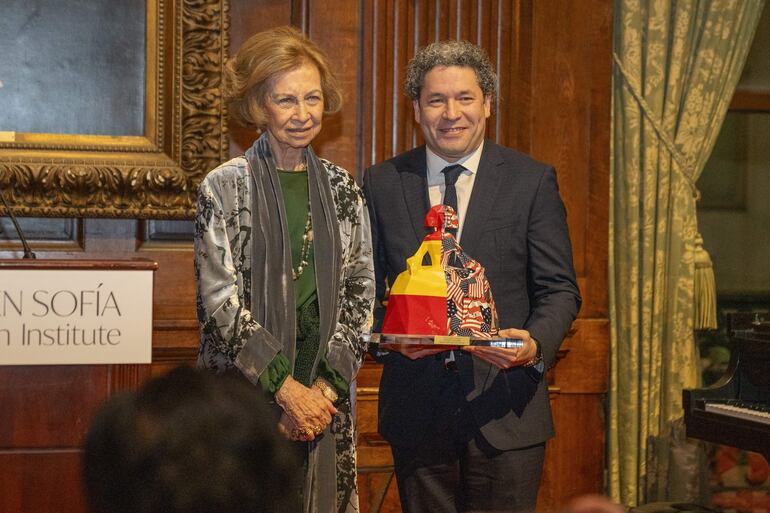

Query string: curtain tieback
613 52 700 200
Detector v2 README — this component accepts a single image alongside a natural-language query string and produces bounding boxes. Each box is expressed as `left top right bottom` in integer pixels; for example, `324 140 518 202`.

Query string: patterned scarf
245 133 342 513
245 132 342 369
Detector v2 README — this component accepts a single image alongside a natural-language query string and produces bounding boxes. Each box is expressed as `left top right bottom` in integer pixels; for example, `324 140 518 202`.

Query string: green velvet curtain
609 0 764 506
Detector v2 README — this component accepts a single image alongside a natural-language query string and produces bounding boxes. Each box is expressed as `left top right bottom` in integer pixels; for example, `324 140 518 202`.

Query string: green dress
258 169 348 397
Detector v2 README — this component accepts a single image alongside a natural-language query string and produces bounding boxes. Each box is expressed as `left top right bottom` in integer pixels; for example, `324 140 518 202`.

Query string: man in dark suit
361 40 581 513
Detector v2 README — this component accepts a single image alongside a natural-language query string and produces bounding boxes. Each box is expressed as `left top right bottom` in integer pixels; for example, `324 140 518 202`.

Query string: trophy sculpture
377 205 510 348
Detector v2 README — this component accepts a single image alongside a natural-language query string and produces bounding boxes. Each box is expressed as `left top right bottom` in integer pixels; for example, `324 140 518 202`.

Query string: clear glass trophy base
366 333 524 349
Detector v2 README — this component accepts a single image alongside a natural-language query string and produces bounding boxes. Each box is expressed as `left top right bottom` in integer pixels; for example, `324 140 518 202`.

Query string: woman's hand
275 375 337 441
277 412 298 440
277 412 318 442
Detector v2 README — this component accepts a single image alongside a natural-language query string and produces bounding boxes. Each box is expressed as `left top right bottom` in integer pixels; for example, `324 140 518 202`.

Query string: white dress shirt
425 141 484 242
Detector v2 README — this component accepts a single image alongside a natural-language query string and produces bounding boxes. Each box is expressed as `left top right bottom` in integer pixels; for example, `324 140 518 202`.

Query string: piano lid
684 313 770 461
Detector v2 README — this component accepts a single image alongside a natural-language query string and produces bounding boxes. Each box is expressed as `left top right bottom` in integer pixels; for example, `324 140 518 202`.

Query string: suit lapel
399 148 431 244
461 141 506 253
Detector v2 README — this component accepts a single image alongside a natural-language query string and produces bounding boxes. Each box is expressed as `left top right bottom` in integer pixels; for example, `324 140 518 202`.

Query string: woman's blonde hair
224 25 343 129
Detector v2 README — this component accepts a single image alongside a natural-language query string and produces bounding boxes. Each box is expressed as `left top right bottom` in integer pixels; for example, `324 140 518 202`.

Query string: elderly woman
194 25 374 513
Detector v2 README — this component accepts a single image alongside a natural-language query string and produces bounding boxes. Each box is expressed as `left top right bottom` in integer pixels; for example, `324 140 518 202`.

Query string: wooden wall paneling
357 387 402 513
0 452 87 513
396 0 416 156
151 346 200 377
526 0 611 509
0 366 109 448
538 320 610 510
358 472 402 513
0 364 141 513
152 321 200 348
496 0 531 152
308 0 361 172
361 0 532 167
530 0 592 281
360 0 378 167
142 251 196 322
0 218 84 254
291 0 309 31
136 198 199 368
529 0 611 319
362 0 442 167
477 1 499 143
540 393 606 508
356 358 401 513
227 0 293 155
409 0 430 153
553 320 610 394
360 0 375 167
110 364 153 393
386 0 398 160
439 0 456 38
140 219 195 245
364 0 396 166
78 219 138 255
141 245 198 373
583 2 612 319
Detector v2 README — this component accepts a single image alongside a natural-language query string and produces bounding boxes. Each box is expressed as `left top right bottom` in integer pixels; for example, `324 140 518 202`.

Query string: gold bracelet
313 378 338 403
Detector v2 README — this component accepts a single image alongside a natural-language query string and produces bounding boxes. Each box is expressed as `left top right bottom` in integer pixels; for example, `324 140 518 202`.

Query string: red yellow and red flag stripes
382 238 448 336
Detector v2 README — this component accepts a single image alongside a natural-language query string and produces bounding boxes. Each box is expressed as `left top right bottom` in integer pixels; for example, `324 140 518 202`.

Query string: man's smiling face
413 65 491 162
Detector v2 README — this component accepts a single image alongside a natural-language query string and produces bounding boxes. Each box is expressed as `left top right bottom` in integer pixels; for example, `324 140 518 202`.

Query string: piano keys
703 400 770 425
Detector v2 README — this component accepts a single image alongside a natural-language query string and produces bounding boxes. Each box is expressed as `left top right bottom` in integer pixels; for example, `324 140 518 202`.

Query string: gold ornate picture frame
0 0 229 219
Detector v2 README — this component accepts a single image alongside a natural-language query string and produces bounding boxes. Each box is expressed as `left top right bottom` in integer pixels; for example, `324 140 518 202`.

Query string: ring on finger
291 427 312 439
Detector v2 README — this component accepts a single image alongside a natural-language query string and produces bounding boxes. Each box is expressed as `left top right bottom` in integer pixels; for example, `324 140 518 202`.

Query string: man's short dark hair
404 40 498 101
82 366 298 513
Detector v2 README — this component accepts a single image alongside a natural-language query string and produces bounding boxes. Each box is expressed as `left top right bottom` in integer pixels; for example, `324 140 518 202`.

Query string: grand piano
683 312 770 461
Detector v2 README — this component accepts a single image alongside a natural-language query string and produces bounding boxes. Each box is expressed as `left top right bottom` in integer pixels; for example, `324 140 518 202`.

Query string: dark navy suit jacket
362 141 581 450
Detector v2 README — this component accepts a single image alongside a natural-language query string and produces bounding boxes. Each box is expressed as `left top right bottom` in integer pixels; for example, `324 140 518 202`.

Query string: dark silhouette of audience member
82 366 298 513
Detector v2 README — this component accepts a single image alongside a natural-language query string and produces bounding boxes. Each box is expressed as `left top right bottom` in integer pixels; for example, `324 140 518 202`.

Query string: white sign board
0 269 153 365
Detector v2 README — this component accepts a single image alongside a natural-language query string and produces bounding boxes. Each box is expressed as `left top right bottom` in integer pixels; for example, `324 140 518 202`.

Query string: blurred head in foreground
82 366 297 513
566 494 628 513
